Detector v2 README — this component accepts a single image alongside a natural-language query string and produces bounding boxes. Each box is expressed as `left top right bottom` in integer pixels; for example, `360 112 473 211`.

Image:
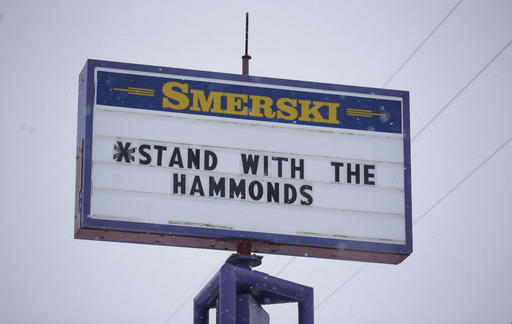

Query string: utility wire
412 38 512 142
275 256 296 276
315 263 369 310
382 0 463 87
315 134 512 310
314 14 512 313
270 6 512 290
314 36 512 310
268 0 464 283
412 134 512 225
162 259 226 324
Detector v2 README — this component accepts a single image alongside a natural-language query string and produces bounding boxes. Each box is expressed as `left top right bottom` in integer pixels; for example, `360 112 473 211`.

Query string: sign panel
75 59 412 264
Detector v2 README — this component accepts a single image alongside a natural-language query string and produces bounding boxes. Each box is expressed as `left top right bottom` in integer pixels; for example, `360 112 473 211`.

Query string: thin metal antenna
242 12 251 75
238 12 252 254
236 12 252 256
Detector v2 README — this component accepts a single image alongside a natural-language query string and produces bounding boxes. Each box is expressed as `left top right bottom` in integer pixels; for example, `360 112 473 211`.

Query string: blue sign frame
75 59 412 264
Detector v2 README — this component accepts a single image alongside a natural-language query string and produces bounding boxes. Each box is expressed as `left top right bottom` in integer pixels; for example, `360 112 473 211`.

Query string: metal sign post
237 12 253 258
194 254 314 324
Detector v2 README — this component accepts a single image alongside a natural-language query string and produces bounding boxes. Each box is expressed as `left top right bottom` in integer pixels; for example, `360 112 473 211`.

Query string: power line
382 0 463 87
268 0 464 284
315 263 369 310
412 38 512 142
313 37 512 309
314 134 512 310
162 259 226 324
275 256 296 276
413 135 512 225
270 10 512 294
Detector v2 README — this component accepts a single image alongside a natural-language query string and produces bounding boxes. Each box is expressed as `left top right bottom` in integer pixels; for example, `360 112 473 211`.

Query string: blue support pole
193 272 219 324
218 265 237 324
193 254 314 324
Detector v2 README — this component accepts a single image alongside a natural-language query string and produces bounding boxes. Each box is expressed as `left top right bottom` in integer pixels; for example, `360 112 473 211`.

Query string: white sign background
89 67 406 246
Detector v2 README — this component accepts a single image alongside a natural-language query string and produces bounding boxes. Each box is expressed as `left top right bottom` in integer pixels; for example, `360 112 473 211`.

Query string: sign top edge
85 59 410 99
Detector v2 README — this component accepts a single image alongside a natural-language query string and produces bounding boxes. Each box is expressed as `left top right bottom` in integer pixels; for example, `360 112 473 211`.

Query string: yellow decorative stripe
346 108 385 118
347 108 372 113
126 87 154 91
113 87 155 97
347 113 373 117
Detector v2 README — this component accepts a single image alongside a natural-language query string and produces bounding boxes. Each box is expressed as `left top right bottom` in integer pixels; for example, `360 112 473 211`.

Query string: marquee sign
75 59 412 264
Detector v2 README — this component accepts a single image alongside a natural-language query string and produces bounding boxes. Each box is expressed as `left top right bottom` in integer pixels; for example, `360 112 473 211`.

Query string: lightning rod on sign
238 12 253 256
242 12 252 76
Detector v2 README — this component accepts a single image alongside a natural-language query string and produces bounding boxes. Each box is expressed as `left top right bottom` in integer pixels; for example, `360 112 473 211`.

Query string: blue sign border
95 70 403 134
75 59 412 263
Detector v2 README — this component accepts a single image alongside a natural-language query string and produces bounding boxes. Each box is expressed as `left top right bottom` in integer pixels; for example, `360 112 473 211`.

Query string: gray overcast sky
1 0 511 323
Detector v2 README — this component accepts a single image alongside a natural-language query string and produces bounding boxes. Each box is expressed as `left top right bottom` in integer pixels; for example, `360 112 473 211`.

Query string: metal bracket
194 254 314 324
